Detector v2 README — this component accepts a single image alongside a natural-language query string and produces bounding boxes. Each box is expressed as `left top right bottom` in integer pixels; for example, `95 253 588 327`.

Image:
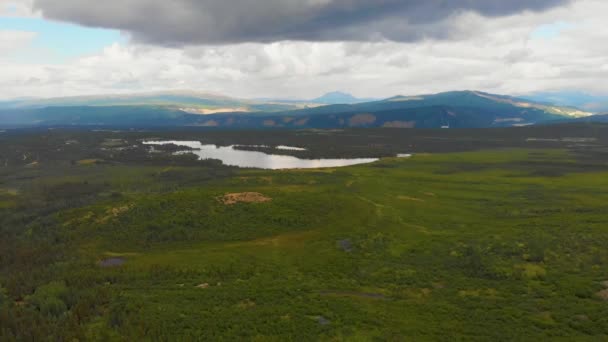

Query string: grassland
1 129 608 340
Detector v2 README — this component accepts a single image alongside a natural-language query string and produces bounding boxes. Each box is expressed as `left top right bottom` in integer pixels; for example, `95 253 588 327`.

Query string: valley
4 0 608 339
1 125 608 340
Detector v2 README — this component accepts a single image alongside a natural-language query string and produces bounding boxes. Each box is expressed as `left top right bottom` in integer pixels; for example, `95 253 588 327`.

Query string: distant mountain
523 91 608 113
311 91 377 105
0 90 592 129
0 91 303 114
252 90 590 119
259 91 378 105
0 106 191 127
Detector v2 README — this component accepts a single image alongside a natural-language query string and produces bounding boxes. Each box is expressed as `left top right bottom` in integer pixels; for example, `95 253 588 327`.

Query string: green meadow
2 146 608 340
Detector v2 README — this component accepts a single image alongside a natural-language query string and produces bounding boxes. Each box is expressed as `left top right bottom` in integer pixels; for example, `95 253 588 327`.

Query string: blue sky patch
531 22 574 40
0 17 126 62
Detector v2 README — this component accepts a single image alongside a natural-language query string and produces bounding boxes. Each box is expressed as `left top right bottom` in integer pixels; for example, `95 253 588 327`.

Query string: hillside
186 91 593 129
0 91 303 114
0 91 592 129
270 90 590 117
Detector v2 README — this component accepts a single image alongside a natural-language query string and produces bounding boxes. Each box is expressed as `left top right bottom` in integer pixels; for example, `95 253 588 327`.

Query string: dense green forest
1 126 608 340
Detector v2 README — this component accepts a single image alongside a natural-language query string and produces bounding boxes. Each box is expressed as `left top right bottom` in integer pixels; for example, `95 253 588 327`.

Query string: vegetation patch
96 204 133 223
516 263 547 279
3 128 608 340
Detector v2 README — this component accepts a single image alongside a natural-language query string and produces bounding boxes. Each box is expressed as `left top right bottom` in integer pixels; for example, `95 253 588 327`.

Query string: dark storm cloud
32 0 572 45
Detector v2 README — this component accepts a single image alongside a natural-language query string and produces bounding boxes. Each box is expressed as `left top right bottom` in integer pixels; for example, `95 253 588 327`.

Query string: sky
0 0 607 100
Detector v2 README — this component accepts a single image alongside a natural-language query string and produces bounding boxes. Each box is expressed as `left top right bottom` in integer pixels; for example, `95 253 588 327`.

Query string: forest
1 125 608 340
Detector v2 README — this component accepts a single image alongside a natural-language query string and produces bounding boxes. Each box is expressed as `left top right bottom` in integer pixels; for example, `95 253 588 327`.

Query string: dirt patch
97 205 133 224
201 120 219 127
599 291 608 300
263 120 277 127
0 188 18 196
597 281 608 300
260 177 273 184
348 114 376 127
196 283 210 289
219 192 272 205
294 118 309 126
236 299 256 309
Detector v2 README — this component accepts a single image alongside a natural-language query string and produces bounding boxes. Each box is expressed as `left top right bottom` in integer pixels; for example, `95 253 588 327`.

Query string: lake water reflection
143 140 379 170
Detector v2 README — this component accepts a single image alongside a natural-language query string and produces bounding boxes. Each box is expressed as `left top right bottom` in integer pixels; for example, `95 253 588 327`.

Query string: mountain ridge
0 90 593 129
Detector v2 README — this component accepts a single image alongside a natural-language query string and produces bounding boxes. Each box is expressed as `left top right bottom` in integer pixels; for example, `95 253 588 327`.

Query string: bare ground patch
219 192 272 205
97 204 133 224
597 280 608 300
348 114 376 127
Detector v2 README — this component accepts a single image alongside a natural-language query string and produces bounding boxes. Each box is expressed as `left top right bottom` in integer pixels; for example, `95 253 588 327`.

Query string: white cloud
1 0 608 99
0 29 37 54
0 0 38 17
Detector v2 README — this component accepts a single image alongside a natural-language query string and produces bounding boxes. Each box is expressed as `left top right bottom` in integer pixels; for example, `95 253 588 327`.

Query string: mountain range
1 90 604 129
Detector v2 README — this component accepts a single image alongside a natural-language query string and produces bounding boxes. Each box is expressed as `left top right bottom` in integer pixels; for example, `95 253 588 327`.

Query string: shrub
27 281 69 318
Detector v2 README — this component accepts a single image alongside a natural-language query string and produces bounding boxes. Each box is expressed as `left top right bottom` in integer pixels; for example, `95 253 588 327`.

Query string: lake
143 140 380 170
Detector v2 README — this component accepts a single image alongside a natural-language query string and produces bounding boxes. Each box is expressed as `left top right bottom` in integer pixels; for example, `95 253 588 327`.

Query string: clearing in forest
219 192 272 205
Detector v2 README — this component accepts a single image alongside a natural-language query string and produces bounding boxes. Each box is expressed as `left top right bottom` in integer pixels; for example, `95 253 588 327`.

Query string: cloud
0 0 38 17
31 0 572 45
2 0 608 100
0 29 37 54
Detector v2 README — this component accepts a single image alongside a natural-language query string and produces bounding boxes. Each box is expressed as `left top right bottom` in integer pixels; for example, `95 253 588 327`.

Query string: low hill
0 91 304 114
0 106 191 127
